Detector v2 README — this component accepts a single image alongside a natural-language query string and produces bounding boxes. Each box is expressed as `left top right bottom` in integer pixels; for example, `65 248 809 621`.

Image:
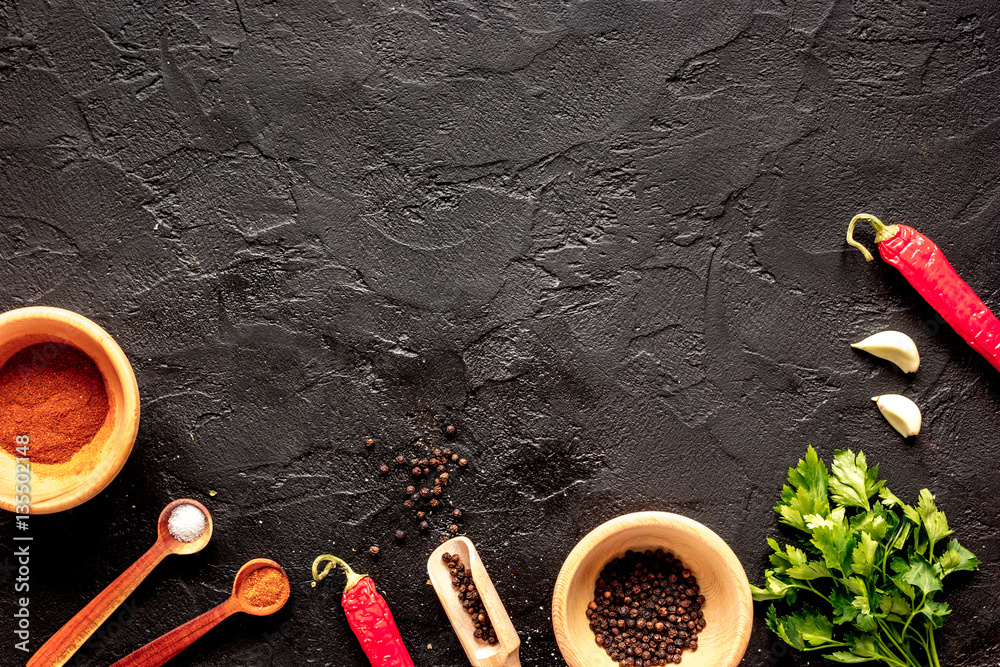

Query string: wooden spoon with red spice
109 559 290 667
28 499 213 667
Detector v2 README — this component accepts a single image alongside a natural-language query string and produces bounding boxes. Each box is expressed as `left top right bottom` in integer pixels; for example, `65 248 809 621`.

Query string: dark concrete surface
1 1 999 665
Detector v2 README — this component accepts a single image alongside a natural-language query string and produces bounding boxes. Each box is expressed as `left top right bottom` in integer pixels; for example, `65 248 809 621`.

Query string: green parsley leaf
921 599 950 629
809 508 853 573
830 449 885 511
902 554 942 595
939 539 980 576
777 446 831 530
851 532 879 578
768 607 836 650
827 652 875 663
851 508 889 541
879 487 921 525
787 561 832 581
830 588 860 625
751 571 798 601
878 592 910 616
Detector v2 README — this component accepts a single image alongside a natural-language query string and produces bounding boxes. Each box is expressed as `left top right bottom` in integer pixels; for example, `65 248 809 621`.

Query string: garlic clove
851 330 920 373
872 394 922 437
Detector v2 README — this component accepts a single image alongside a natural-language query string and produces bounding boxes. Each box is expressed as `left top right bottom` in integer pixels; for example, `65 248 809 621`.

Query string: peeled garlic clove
851 330 920 373
872 394 921 437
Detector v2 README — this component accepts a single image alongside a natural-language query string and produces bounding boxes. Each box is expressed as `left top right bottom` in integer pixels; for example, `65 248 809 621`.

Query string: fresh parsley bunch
751 446 979 667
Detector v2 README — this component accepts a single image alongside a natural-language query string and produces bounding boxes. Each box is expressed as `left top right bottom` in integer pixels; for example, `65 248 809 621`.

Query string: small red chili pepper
847 213 1000 373
312 554 415 667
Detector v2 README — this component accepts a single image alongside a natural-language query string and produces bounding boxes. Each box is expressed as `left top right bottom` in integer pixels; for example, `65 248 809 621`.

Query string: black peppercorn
419 520 429 531
395 530 405 540
378 464 389 474
445 424 456 436
369 545 379 556
452 508 463 519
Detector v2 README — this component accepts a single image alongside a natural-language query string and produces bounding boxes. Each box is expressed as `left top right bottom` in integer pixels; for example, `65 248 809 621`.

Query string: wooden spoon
428 536 521 667
28 499 213 667
109 558 290 667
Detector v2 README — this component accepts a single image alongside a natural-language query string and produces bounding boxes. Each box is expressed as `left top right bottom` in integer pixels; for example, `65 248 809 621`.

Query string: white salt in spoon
28 499 213 667
428 536 521 667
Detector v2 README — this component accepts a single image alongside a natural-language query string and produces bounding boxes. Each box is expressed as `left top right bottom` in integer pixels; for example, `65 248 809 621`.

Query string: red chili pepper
312 555 415 667
847 213 1000 373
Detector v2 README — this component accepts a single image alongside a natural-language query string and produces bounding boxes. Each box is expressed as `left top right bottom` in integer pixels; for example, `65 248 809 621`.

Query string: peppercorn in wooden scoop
428 537 521 667
109 559 290 667
28 499 213 667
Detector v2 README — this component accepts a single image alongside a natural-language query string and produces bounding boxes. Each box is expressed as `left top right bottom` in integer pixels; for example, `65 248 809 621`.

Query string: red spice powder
240 566 286 608
0 343 110 464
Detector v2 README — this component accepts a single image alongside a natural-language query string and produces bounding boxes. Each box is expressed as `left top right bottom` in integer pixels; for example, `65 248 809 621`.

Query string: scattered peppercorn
377 416 475 541
369 546 380 556
449 524 459 534
419 521 430 532
452 509 463 519
443 552 496 644
395 530 405 540
589 550 705 666
365 438 375 448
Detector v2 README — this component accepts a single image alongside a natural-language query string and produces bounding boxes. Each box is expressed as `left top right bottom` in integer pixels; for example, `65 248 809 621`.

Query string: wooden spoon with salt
109 558 290 667
428 536 521 667
28 499 213 667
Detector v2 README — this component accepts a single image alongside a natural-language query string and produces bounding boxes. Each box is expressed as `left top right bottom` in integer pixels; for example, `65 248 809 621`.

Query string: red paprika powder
0 342 110 464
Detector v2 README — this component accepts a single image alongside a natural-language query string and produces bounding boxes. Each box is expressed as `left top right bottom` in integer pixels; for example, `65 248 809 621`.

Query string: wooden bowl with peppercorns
0 307 140 514
552 512 752 667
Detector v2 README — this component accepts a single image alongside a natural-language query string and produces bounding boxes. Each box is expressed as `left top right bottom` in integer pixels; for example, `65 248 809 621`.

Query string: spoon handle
28 540 170 667
109 599 237 667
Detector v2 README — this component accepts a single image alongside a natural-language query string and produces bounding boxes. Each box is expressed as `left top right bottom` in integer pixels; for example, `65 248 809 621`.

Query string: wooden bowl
0 307 140 514
552 512 752 667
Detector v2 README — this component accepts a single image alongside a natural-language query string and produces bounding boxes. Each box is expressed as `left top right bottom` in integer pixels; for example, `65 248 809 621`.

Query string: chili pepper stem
312 555 367 593
847 213 899 263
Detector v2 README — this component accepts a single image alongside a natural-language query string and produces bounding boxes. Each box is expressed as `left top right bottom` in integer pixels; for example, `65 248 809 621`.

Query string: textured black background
1 1 999 666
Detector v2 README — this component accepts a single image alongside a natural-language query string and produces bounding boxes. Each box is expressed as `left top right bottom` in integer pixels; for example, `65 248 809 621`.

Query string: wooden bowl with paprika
0 306 140 514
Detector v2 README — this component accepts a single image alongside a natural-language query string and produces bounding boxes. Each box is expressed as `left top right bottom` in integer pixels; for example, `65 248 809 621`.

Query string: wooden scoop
28 499 213 667
428 537 521 667
109 558 290 667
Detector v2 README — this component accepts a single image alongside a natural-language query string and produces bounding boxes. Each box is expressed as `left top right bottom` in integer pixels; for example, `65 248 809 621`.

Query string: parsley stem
874 635 912 667
927 623 940 667
899 591 927 639
877 618 921 667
